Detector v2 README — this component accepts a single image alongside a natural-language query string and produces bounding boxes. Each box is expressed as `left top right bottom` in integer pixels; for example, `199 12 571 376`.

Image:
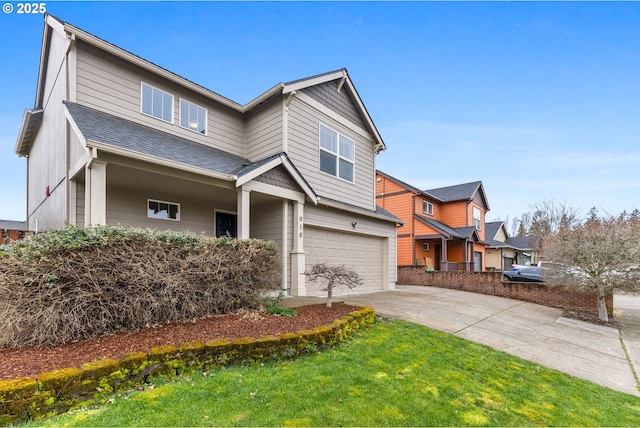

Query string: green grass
28 319 640 427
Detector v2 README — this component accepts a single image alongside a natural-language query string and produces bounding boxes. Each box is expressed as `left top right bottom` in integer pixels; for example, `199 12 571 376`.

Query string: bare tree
528 200 581 237
542 217 640 321
305 263 363 308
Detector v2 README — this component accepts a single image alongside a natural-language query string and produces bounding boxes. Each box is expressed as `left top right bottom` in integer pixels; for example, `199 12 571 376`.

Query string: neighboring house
485 221 542 270
376 171 489 271
484 221 517 271
505 235 542 267
14 14 400 296
0 220 28 244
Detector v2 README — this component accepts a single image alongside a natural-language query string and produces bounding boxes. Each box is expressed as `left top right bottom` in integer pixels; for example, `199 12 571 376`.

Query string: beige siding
75 172 85 226
250 199 283 249
287 97 376 211
27 28 70 231
68 131 87 171
304 204 397 289
75 42 245 157
245 97 283 161
105 164 237 234
305 226 384 295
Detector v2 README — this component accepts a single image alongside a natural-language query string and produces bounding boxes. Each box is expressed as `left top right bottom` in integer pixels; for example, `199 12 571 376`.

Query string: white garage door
304 227 384 295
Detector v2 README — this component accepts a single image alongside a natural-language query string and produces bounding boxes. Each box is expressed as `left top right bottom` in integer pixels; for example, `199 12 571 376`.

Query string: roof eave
61 22 243 113
318 197 401 224
86 140 236 182
242 83 285 112
283 69 386 154
15 109 44 157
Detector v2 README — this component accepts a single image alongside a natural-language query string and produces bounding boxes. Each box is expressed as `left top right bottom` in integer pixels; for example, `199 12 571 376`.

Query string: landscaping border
397 267 613 315
0 306 375 426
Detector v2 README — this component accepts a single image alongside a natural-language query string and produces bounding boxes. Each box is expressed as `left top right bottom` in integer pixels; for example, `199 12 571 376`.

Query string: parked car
503 266 544 282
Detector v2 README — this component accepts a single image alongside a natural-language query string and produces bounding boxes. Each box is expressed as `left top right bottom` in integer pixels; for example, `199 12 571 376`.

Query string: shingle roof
414 214 474 240
376 205 403 223
0 220 27 231
425 181 483 202
64 101 250 176
485 221 511 248
506 236 541 251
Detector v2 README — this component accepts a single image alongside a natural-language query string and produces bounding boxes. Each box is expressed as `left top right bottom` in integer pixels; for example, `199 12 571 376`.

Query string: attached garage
304 226 385 295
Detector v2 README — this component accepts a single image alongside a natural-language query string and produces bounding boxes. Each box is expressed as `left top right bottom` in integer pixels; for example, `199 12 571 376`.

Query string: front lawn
30 319 640 427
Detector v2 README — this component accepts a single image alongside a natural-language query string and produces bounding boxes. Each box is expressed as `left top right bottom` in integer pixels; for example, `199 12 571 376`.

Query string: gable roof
414 214 481 241
63 101 317 202
426 181 480 202
17 15 385 158
485 221 512 248
506 236 542 251
376 170 444 202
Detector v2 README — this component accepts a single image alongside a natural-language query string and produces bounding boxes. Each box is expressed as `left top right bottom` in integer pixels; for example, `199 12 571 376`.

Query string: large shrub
0 225 281 348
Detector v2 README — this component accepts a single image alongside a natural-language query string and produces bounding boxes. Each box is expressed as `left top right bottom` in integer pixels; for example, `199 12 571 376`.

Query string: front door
473 251 482 272
216 212 237 238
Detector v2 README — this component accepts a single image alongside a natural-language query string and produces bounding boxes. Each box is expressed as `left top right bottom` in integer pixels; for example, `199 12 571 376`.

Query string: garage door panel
304 226 383 295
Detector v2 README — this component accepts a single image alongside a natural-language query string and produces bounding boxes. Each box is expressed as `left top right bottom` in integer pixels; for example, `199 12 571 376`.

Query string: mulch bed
0 303 359 381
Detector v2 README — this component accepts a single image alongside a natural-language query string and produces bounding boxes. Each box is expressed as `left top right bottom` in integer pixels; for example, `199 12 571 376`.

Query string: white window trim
423 200 434 216
147 199 180 221
422 242 430 252
179 98 208 135
473 206 482 230
140 82 174 124
318 123 356 184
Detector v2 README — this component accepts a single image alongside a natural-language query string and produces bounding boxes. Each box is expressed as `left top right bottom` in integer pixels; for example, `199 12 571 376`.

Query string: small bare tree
305 263 363 307
542 217 640 322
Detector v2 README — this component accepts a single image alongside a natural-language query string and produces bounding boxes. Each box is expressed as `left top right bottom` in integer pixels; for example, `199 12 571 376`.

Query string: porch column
290 201 306 296
85 160 107 226
237 187 250 239
441 237 448 271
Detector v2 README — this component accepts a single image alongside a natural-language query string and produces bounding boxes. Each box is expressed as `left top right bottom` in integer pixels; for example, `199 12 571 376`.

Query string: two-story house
376 170 489 271
14 14 399 296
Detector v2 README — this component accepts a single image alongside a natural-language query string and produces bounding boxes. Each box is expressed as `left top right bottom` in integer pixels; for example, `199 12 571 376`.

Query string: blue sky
1 1 639 228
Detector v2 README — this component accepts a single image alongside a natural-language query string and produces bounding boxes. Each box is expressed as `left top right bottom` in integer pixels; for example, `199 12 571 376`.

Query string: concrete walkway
284 285 639 397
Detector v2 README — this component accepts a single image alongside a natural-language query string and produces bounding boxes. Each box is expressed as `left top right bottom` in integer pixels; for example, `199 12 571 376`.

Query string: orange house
376 171 490 271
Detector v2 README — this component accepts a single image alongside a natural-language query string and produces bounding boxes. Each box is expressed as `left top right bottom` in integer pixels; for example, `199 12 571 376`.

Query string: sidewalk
615 293 640 390
284 285 639 396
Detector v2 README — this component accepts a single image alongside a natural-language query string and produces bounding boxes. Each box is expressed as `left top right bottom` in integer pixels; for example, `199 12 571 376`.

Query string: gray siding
301 80 367 130
245 96 283 161
287 96 376 210
27 28 70 231
75 42 245 157
250 199 283 248
105 164 237 234
75 172 85 226
69 128 87 168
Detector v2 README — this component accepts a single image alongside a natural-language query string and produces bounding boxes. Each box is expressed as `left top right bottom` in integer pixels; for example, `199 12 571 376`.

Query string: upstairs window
423 200 434 216
148 199 180 221
319 124 355 182
141 83 173 123
180 99 207 134
473 207 482 230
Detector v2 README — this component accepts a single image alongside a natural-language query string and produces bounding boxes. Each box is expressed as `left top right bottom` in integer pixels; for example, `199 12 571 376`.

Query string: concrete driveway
285 285 639 396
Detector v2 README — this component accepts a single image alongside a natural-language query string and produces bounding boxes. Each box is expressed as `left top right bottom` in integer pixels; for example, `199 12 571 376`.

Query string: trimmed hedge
0 306 375 426
0 226 281 348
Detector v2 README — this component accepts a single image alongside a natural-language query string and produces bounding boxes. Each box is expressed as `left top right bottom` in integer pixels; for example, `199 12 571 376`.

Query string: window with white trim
148 199 180 221
180 99 207 134
473 207 482 230
423 200 434 216
319 124 355 182
141 83 173 123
